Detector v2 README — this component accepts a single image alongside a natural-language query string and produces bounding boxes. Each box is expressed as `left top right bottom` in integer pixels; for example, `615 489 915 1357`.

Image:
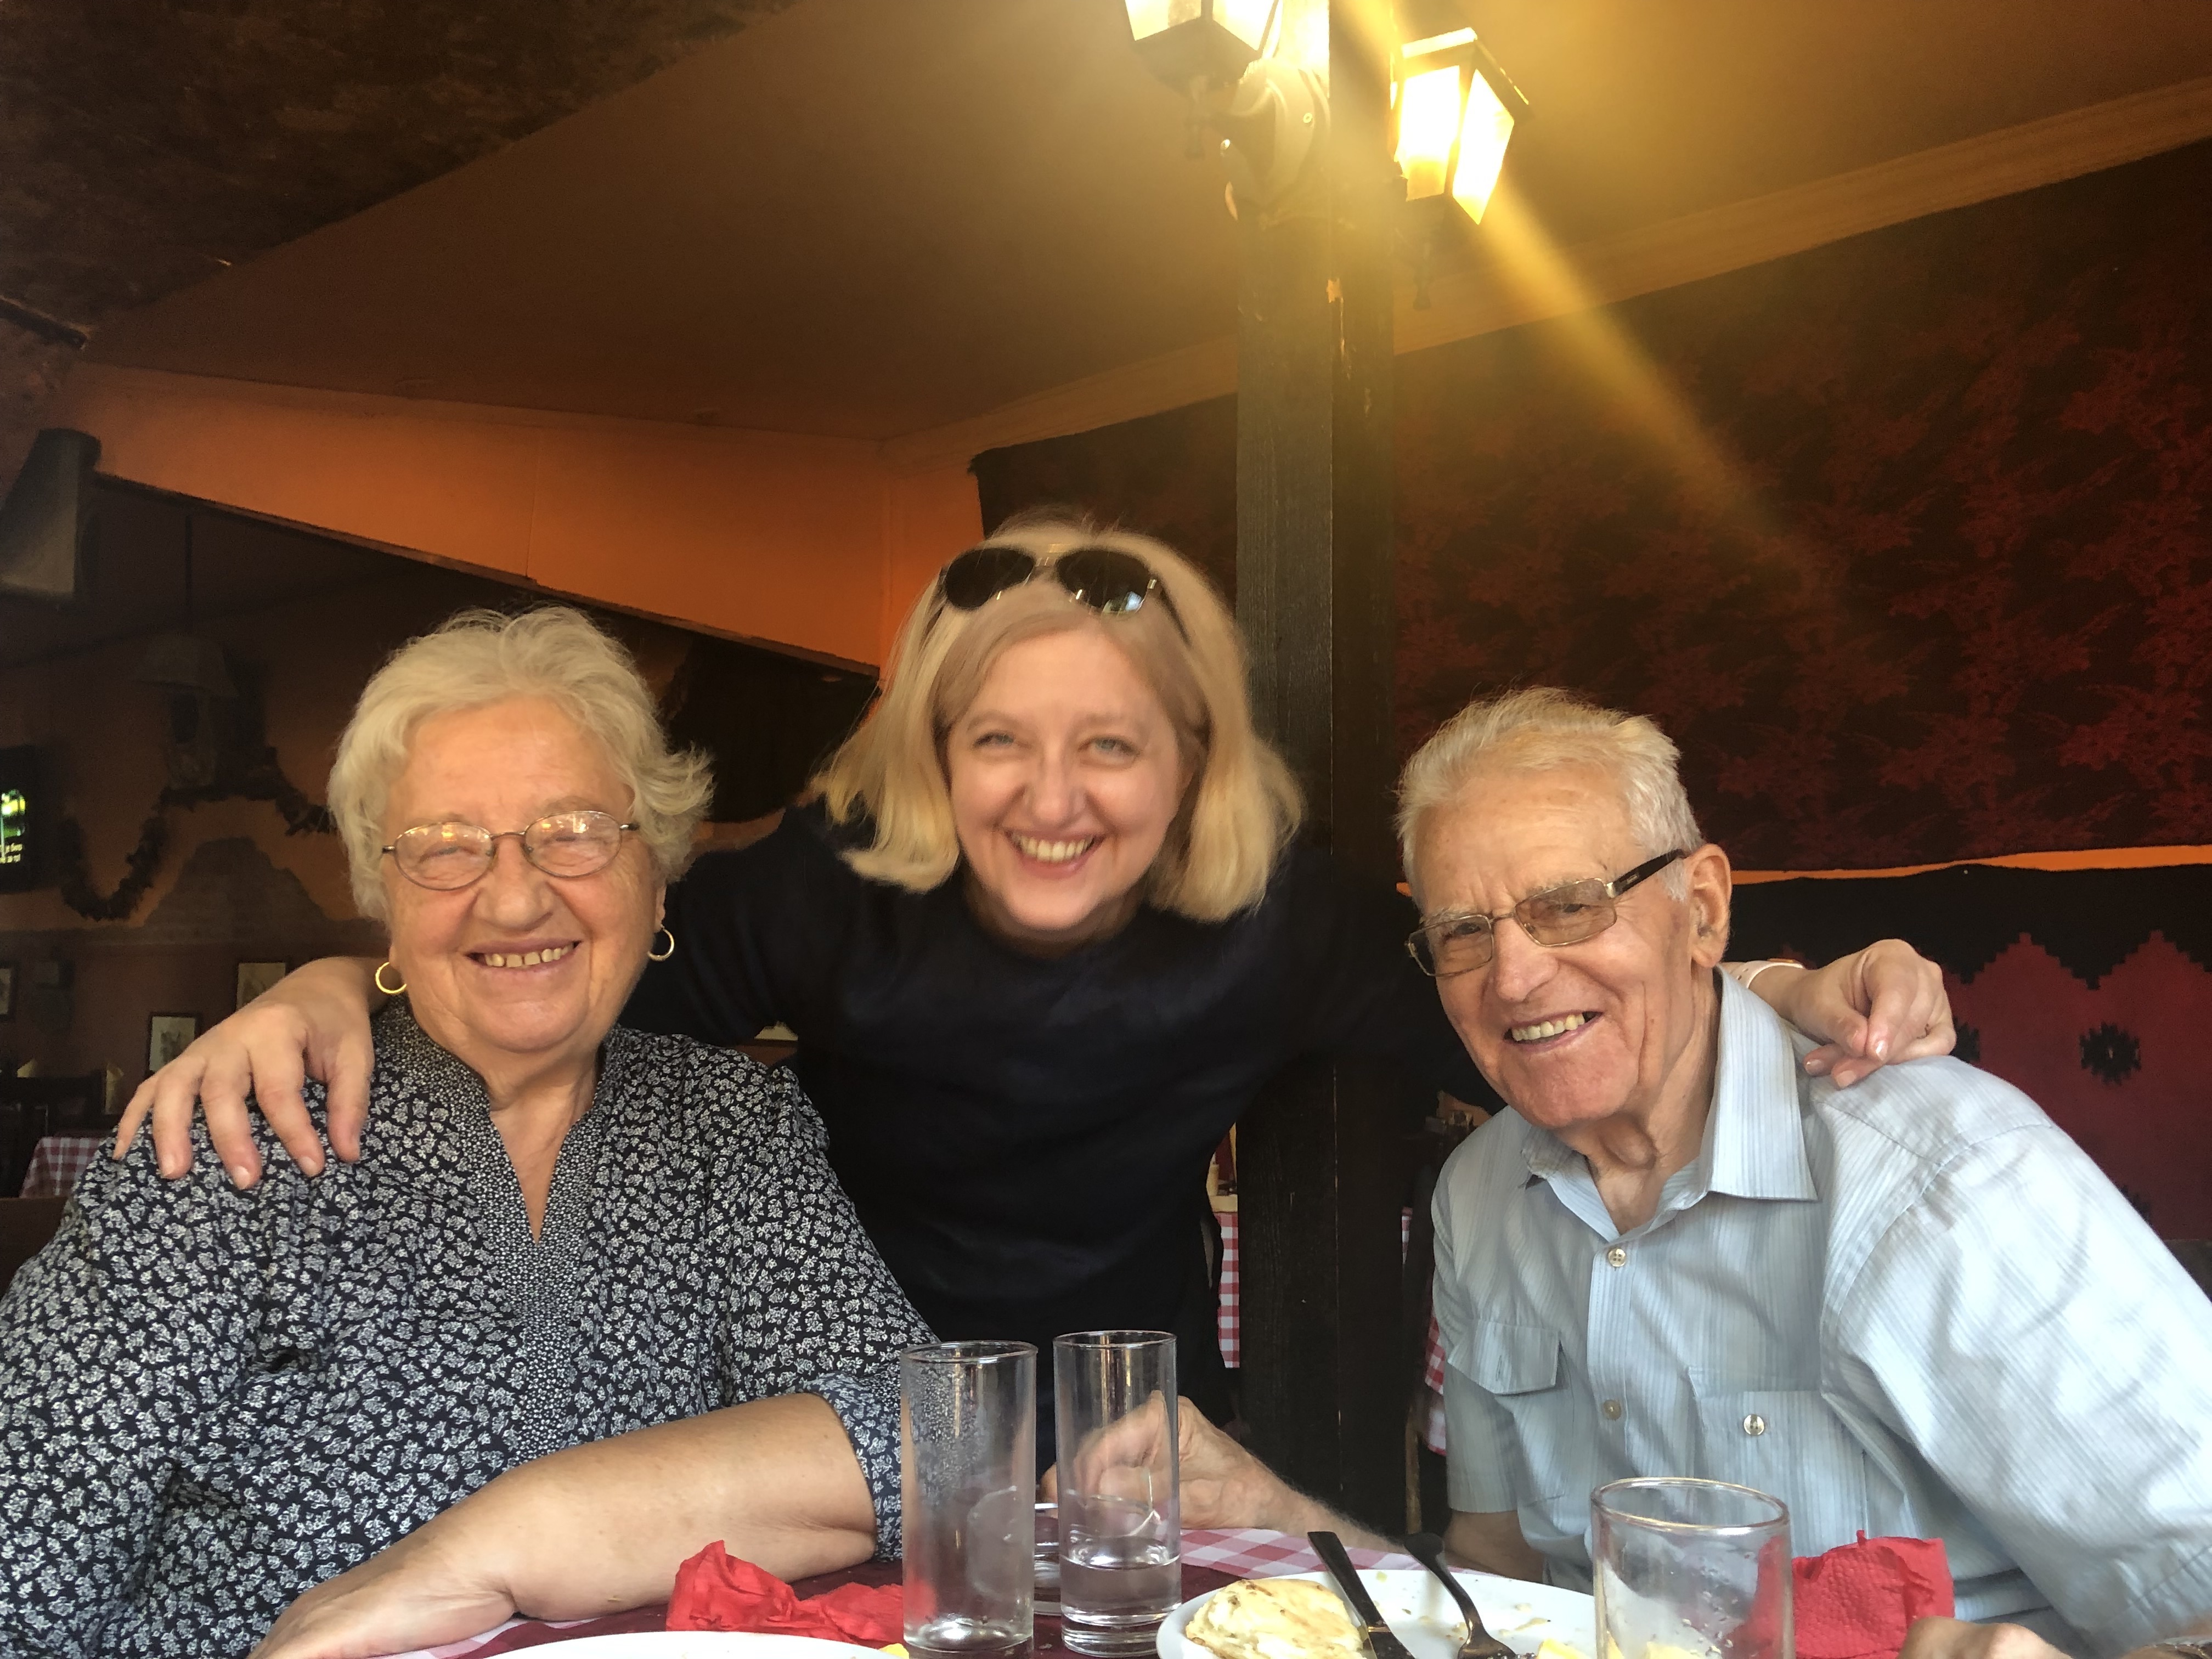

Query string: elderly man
1167 687 2212 1659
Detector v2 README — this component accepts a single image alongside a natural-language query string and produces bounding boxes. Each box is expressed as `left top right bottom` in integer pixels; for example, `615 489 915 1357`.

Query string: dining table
383 1528 1424 1659
17 1133 102 1199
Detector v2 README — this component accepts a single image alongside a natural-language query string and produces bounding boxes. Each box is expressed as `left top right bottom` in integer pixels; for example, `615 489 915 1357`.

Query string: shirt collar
1703 970 1820 1201
1517 969 1818 1206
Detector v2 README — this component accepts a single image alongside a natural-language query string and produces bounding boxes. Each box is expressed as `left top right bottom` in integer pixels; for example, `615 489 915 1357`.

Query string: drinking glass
902 1341 1037 1659
1053 1330 1181 1656
1593 1478 1793 1659
1033 1501 1061 1613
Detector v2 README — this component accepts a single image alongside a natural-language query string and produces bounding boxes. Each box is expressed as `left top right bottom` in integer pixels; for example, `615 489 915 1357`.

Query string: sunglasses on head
936 543 1187 637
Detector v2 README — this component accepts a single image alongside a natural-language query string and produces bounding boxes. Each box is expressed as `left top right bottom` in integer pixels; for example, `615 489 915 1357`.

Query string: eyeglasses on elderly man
1139 686 2212 1659
1406 847 1689 978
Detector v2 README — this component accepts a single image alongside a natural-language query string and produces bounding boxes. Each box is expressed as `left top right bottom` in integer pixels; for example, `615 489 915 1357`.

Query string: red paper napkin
1793 1533 1955 1659
665 1543 905 1644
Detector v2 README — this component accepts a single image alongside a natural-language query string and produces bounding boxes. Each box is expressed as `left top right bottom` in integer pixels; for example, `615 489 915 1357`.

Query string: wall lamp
1122 0 1527 294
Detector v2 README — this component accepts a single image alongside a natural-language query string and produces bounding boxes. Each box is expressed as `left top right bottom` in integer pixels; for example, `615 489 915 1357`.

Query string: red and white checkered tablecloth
1180 1526 1418 1576
19 1135 103 1198
1215 1207 1242 1367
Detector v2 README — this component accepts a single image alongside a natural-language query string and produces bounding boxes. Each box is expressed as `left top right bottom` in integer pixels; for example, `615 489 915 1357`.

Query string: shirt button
1602 1399 1624 1420
1742 1413 1768 1437
1605 1246 1628 1268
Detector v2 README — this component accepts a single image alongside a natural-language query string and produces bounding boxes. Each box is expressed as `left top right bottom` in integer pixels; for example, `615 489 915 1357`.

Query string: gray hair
328 607 713 920
1396 687 1702 901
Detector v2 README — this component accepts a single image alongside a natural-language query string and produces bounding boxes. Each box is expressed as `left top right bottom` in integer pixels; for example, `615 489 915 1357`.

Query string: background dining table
17 1134 101 1199
383 1528 1422 1659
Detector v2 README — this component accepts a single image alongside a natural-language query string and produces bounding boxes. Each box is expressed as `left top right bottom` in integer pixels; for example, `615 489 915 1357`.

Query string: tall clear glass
1593 1478 1793 1659
902 1341 1037 1659
1053 1330 1181 1657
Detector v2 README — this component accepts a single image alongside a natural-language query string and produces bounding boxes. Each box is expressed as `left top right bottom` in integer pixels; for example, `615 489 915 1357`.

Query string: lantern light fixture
1124 0 1284 97
1121 0 1528 289
1391 15 1528 227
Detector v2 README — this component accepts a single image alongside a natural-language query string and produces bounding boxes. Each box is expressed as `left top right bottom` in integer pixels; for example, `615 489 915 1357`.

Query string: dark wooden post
1232 2 1410 1530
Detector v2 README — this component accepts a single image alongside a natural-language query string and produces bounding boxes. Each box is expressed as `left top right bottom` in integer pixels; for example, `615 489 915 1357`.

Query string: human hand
1895 1616 2072 1659
1060 1395 1300 1532
114 956 382 1186
250 1519 516 1659
1760 940 1956 1088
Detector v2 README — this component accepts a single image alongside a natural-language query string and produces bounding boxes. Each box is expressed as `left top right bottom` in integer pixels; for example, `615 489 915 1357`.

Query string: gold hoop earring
373 961 407 995
648 926 676 963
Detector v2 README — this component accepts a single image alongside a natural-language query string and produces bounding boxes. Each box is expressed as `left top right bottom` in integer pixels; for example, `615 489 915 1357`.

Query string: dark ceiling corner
0 0 795 488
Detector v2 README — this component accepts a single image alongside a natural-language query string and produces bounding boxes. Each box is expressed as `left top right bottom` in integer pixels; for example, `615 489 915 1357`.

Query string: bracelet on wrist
1735 960 1806 993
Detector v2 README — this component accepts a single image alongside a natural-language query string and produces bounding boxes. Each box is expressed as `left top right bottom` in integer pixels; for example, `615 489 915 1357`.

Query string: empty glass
902 1341 1037 1659
1053 1331 1181 1656
1593 1478 1793 1659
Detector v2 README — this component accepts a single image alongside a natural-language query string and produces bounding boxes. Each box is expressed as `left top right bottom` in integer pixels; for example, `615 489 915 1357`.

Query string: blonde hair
816 516 1302 921
1396 687 1702 900
329 606 713 920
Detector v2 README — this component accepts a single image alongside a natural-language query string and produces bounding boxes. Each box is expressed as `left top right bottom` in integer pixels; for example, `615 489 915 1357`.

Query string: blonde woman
128 516 1954 1454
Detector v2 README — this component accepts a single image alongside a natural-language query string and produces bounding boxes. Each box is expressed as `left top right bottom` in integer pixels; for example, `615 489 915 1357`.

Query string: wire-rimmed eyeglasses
381 810 640 891
1407 848 1688 978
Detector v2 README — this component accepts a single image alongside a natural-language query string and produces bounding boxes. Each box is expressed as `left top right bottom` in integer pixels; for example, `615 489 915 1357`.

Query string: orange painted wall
48 365 982 671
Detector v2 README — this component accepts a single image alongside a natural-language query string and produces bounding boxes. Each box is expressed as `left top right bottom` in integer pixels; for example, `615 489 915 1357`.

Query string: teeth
1509 1012 1589 1044
482 944 572 969
1011 834 1097 865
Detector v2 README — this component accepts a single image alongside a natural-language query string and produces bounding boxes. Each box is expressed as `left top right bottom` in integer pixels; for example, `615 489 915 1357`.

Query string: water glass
1593 1477 1793 1659
902 1341 1037 1659
1053 1330 1182 1657
1033 1501 1061 1612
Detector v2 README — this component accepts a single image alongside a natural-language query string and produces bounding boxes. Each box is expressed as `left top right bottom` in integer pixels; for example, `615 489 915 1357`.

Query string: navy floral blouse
0 1003 933 1657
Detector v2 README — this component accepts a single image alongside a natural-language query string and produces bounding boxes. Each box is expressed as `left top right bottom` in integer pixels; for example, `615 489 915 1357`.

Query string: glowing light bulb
1395 63 1463 202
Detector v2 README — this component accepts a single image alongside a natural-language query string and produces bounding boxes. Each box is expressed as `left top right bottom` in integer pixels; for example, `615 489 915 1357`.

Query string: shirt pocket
1688 1376 1869 1556
1455 1319 1581 1503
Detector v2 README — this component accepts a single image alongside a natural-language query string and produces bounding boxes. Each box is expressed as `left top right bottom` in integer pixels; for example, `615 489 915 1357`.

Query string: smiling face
380 696 662 1091
1413 762 1730 1140
944 625 1190 952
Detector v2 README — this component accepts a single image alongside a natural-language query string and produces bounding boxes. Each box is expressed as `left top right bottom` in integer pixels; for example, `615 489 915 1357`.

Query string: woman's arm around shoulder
117 953 384 1188
1729 940 1956 1087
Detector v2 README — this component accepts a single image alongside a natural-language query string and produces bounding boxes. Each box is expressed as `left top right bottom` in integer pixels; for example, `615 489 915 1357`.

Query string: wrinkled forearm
443 1394 878 1620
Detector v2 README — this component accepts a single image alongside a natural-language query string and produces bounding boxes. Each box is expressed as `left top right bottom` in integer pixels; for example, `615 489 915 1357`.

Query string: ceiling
46 1 2212 444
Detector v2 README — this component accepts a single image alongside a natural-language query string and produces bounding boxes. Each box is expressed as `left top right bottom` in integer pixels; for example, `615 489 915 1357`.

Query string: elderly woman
132 517 1954 1446
0 608 932 1657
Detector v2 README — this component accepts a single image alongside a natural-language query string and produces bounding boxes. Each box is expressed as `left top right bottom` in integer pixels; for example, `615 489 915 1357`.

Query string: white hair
328 607 713 920
1396 687 1702 901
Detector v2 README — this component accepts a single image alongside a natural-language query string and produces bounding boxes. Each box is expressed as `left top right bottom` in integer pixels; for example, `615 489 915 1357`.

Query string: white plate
533 1635 889 1659
1159 1567 1594 1659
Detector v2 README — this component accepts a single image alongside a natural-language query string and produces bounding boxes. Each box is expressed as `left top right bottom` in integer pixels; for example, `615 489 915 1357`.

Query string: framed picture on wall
0 962 14 1020
235 961 288 1009
146 1013 199 1074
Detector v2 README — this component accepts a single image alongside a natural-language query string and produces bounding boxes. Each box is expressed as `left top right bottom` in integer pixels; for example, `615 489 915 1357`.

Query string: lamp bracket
1217 59 1328 209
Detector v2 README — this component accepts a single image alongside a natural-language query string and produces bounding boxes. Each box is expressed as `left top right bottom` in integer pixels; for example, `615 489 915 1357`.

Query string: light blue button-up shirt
1435 971 2212 1656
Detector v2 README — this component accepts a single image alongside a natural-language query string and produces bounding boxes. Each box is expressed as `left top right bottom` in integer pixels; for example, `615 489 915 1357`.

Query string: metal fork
1405 1532 1517 1659
1310 1531 1419 1659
